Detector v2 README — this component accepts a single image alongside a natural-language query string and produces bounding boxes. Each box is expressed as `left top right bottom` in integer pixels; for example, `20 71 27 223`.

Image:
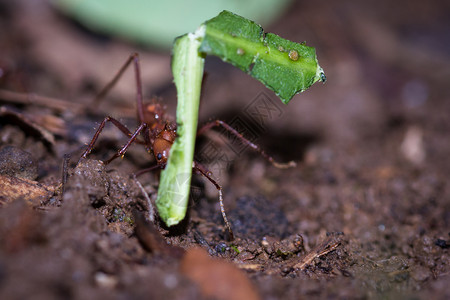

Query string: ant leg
197 120 296 169
93 53 139 108
132 53 145 123
104 123 147 164
193 161 234 240
81 116 145 160
82 54 150 163
92 53 145 126
133 164 162 178
61 153 71 194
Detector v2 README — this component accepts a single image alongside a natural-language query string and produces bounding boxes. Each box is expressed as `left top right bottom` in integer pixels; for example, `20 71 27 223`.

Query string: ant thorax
143 102 166 129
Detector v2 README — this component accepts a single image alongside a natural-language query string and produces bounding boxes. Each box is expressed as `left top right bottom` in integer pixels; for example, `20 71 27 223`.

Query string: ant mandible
80 53 296 239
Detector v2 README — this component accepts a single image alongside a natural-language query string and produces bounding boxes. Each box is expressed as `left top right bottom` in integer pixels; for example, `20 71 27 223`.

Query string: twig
0 89 83 113
133 175 155 223
291 235 341 270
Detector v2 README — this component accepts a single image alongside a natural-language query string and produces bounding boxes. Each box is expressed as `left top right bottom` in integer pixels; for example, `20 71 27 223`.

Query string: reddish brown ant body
81 53 295 239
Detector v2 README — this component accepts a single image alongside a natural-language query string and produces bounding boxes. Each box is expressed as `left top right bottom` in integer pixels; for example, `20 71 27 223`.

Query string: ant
80 53 296 239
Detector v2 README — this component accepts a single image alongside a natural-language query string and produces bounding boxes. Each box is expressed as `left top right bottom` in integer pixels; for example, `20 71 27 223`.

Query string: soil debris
290 232 342 271
226 195 291 239
0 106 56 146
0 174 54 206
0 145 38 180
134 210 184 257
180 247 261 300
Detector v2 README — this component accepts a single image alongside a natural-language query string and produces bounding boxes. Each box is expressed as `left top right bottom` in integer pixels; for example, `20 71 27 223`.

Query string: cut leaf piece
199 10 325 103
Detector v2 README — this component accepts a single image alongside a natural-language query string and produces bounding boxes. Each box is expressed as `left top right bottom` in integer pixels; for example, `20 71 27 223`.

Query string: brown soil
1 0 449 299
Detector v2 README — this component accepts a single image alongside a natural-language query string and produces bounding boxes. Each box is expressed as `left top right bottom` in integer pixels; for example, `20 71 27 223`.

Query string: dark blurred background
1 0 448 147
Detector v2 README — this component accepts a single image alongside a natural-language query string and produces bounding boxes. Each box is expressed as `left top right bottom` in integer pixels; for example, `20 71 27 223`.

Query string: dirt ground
1 0 449 299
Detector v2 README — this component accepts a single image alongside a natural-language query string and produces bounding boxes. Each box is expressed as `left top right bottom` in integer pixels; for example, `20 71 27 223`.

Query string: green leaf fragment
156 28 205 226
199 10 325 103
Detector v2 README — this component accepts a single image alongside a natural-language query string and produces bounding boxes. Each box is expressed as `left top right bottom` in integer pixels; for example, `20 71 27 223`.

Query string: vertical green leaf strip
156 27 205 226
199 10 325 103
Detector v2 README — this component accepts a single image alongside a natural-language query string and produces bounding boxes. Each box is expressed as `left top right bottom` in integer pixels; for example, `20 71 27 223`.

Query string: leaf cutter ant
81 53 296 239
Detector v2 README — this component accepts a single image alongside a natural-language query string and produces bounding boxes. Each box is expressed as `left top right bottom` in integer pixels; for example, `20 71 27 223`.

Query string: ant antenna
194 161 234 240
198 120 296 169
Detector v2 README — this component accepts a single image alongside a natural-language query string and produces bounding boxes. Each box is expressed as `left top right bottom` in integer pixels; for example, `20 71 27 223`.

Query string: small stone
95 272 118 289
410 265 431 282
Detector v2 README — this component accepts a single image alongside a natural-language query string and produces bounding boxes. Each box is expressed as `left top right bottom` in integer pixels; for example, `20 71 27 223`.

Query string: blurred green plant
53 0 292 49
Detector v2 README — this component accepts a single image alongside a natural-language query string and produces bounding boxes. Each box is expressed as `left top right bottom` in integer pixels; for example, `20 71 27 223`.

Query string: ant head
153 122 176 166
153 138 171 166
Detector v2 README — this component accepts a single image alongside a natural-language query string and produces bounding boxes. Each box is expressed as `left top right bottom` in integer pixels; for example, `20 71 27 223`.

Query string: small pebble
410 265 431 282
95 272 118 289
